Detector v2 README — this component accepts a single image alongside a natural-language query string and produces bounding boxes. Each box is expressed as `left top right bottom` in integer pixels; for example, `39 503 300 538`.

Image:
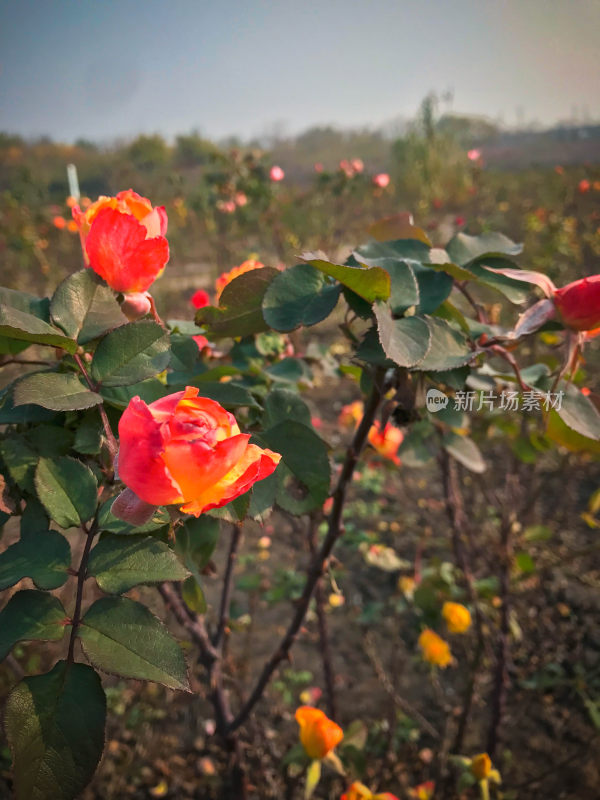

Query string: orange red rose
295 706 343 760
116 387 280 517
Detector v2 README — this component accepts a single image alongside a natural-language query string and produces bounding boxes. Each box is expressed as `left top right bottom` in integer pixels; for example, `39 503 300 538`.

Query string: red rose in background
191 289 210 309
116 387 280 517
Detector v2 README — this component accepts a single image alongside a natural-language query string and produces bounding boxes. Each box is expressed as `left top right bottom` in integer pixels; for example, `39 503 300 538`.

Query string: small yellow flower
442 601 472 634
470 753 492 780
418 628 452 668
398 575 416 599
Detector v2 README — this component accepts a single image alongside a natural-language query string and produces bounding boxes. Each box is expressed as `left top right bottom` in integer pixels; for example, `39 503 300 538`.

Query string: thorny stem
227 365 389 734
73 352 118 461
307 513 338 720
67 520 98 664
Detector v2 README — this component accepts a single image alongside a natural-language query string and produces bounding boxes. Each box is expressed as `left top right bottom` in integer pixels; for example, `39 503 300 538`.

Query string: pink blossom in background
192 334 211 353
216 199 236 214
339 159 354 177
190 289 210 309
234 192 248 207
373 173 390 188
270 165 284 182
350 158 364 173
314 162 324 173
579 179 591 193
467 149 482 162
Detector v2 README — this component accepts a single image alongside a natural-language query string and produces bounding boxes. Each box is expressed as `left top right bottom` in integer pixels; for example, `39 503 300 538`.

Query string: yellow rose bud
471 753 492 780
442 601 472 634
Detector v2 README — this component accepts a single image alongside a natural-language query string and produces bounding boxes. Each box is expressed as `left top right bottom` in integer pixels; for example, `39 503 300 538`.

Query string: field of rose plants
0 123 599 800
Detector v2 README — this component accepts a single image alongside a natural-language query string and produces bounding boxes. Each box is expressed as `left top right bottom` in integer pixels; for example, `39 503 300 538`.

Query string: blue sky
1 0 599 142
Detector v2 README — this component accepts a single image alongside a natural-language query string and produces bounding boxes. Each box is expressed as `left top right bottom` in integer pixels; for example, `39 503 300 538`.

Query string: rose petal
118 396 183 505
180 444 280 516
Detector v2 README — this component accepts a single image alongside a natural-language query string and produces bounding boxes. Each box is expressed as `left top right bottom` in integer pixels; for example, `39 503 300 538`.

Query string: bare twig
486 477 517 758
214 522 243 649
307 513 338 720
439 451 487 754
364 632 439 739
157 582 218 663
227 366 389 734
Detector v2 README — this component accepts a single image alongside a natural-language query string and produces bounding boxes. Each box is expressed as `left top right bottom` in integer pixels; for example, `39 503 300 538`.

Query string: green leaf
181 576 207 614
463 257 533 304
0 590 67 660
411 262 454 314
373 303 431 367
88 534 189 594
376 259 420 314
100 378 165 409
262 389 312 429
247 471 277 521
443 432 486 473
195 267 279 339
416 317 473 371
0 433 38 492
262 263 341 332
515 551 536 574
0 287 50 319
0 530 71 591
355 326 395 367
50 269 127 343
446 231 523 264
13 371 103 411
0 336 31 355
26 424 75 457
73 413 103 455
5 660 106 800
78 596 190 690
355 238 431 264
259 422 330 514
541 379 600 441
97 498 170 535
0 388 58 424
184 380 261 410
265 357 312 385
301 252 390 303
0 304 76 352
35 457 98 528
175 516 220 582
90 320 170 387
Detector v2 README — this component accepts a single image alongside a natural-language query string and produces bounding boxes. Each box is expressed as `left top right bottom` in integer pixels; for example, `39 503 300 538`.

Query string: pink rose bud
120 291 152 321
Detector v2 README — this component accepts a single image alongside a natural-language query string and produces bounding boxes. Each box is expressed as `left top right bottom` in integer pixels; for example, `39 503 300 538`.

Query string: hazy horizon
1 0 599 144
